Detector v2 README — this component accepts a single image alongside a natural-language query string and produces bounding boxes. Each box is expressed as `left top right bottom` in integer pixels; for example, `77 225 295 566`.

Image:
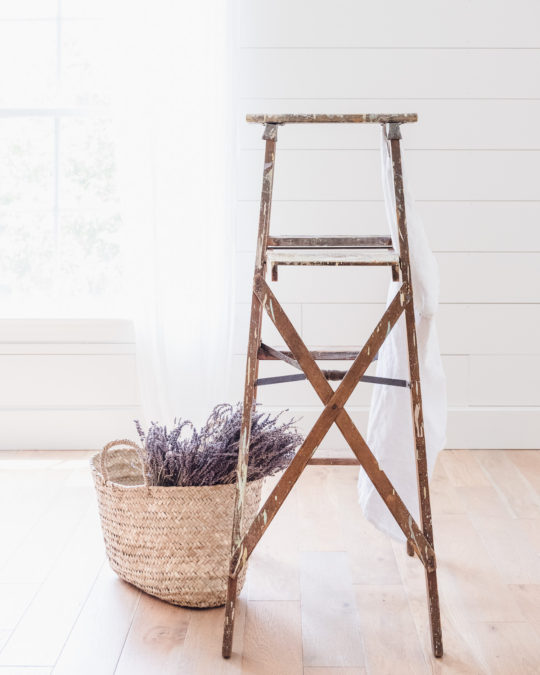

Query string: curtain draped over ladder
106 0 235 426
357 128 447 540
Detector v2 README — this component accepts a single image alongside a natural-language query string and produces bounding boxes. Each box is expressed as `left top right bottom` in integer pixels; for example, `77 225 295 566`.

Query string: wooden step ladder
222 113 443 660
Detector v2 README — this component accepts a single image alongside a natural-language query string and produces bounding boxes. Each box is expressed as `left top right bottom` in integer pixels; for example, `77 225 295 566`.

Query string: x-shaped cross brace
228 275 436 582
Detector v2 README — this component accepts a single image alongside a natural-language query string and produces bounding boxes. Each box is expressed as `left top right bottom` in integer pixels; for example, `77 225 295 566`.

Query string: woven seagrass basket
91 439 263 608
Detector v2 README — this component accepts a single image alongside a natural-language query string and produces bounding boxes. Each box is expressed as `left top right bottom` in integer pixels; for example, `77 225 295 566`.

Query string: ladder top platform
267 249 399 267
246 113 418 125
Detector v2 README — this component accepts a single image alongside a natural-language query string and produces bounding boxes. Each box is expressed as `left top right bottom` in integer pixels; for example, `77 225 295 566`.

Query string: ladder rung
246 113 418 125
259 347 365 361
307 458 360 466
267 250 399 267
267 235 393 249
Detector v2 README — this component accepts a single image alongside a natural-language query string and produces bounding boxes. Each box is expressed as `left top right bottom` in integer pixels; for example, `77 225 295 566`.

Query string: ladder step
247 113 418 125
307 457 360 466
267 235 393 249
258 346 370 361
267 250 399 267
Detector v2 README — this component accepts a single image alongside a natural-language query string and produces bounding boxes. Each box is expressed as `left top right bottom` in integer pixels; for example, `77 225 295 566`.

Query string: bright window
0 0 126 317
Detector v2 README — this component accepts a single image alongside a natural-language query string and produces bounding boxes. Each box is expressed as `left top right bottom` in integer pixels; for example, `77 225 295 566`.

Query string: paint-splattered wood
267 235 393 248
247 113 418 124
258 346 361 361
267 250 399 266
223 124 278 659
307 457 360 465
389 126 442 657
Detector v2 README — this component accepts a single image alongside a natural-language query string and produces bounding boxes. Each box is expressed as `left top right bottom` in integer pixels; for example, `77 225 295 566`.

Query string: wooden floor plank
469 515 540 585
507 450 540 496
0 475 94 584
0 467 79 572
332 468 402 585
433 514 524 623
300 552 365 668
0 669 52 675
242 601 302 675
392 539 489 674
0 635 10 654
470 621 540 674
248 476 300 601
297 467 344 552
0 507 104 667
439 450 491 488
177 593 247 674
114 593 191 675
474 450 540 519
355 584 429 674
0 584 39 632
51 564 140 675
430 460 467 516
454 485 512 518
303 668 365 674
508 584 540 624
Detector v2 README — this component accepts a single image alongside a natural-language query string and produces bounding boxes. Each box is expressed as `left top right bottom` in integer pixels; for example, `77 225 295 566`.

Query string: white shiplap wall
2 1 539 450
0 320 139 450
230 0 540 451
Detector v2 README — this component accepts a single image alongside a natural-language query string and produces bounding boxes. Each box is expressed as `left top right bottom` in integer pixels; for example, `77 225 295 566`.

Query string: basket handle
100 439 149 487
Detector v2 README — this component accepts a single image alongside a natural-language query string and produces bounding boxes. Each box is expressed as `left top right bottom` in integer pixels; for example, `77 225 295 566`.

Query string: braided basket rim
90 448 264 491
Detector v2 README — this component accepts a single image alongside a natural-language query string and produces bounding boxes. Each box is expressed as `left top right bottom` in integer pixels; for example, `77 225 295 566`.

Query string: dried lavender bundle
134 404 302 487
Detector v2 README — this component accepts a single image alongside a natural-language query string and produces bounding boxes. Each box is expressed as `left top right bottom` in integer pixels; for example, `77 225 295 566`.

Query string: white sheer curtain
106 1 235 426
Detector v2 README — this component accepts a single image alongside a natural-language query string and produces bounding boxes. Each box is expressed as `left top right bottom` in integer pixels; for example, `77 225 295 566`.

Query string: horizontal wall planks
0 343 135 355
0 355 139 407
235 252 540 304
446 408 540 450
0 408 141 450
238 0 540 48
296 304 540 355
236 302 540 356
239 99 540 150
0 319 134 344
470 356 540 406
239 50 540 100
436 305 540 355
0 321 140 450
437 253 540 304
239 149 540 201
236 200 540 253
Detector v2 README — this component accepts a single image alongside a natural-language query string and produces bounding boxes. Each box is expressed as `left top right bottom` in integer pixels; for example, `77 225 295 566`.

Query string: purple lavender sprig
134 403 302 487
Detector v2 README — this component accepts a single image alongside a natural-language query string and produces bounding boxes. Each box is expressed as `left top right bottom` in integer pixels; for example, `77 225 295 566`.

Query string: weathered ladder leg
388 122 443 658
222 123 278 659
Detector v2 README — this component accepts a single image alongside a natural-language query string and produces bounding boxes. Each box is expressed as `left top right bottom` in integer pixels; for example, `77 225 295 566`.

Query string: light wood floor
0 449 540 674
